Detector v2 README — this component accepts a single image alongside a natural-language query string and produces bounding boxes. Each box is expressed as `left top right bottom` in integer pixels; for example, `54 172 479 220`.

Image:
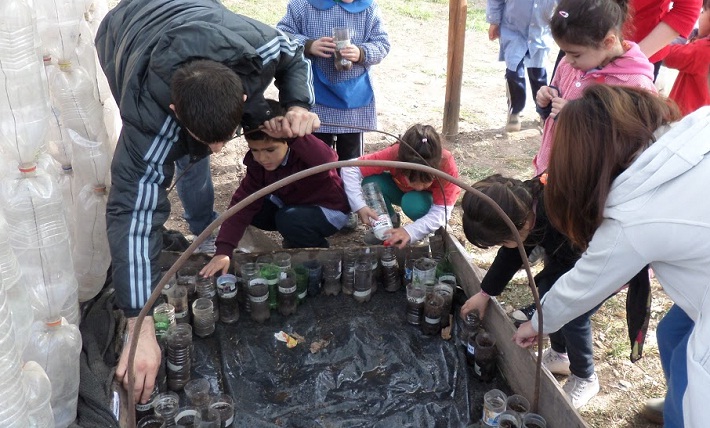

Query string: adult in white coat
513 84 710 428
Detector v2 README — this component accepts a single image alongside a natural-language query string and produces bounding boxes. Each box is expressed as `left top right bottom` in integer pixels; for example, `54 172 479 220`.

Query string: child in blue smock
277 0 390 161
486 0 556 132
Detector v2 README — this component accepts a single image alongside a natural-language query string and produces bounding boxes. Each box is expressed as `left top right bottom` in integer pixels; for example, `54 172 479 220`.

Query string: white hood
607 106 710 209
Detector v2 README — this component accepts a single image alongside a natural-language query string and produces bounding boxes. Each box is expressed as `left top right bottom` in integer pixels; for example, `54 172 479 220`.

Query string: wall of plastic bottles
0 0 118 426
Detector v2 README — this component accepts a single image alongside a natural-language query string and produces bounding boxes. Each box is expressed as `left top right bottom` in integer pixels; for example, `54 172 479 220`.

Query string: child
340 124 460 248
459 174 602 408
533 0 657 175
277 0 390 161
664 1 710 116
486 0 556 132
511 85 710 426
200 101 350 277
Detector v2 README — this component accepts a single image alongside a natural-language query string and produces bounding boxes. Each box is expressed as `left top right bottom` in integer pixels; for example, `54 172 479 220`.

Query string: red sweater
215 135 349 256
626 0 701 63
665 37 710 116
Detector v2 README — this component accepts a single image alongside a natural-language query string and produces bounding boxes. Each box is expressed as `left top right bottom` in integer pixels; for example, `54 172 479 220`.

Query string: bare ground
164 0 673 426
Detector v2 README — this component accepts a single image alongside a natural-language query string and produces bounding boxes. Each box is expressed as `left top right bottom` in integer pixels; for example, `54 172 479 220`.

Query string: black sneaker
511 302 536 326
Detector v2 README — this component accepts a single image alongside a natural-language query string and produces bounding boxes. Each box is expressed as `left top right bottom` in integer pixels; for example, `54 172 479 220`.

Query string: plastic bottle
361 182 393 241
380 246 400 292
72 184 110 302
0 270 31 428
0 0 52 165
22 361 55 427
1 164 79 320
22 317 82 428
0 217 34 354
50 60 109 144
34 0 84 62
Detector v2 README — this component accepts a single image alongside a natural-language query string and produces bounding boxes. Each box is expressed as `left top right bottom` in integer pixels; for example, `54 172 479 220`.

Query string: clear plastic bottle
0 269 31 428
22 360 55 427
321 251 342 296
277 270 298 316
0 217 34 354
34 0 84 62
216 274 239 324
22 317 82 428
50 60 108 143
72 184 109 302
1 164 79 320
166 324 192 391
0 0 52 165
361 182 393 240
341 248 358 295
380 246 400 292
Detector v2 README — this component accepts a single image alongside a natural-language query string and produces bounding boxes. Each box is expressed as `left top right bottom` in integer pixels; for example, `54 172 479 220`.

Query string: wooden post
442 0 467 138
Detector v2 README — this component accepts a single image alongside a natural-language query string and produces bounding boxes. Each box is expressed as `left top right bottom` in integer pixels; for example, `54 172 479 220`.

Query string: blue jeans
505 57 547 115
658 305 693 428
175 155 217 235
536 264 601 379
362 174 432 221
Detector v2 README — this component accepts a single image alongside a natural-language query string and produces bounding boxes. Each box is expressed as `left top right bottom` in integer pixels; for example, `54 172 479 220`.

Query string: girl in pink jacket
533 0 657 175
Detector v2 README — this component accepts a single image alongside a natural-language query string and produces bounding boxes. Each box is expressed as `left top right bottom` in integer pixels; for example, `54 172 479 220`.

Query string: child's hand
535 86 559 108
357 206 379 227
488 24 500 41
549 97 568 119
200 255 230 277
460 291 490 320
512 321 539 348
339 44 362 63
310 37 336 58
384 227 410 248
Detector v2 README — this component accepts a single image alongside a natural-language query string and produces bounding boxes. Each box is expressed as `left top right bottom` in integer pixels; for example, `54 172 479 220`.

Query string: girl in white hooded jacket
513 84 710 428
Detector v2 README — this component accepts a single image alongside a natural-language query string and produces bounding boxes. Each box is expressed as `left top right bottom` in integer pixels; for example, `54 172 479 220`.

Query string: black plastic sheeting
188 289 513 428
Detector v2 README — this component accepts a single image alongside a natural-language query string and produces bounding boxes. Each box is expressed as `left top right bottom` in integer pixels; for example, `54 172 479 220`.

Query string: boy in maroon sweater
201 101 350 276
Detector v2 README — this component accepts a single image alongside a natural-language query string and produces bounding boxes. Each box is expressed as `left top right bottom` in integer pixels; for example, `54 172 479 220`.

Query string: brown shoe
641 397 664 425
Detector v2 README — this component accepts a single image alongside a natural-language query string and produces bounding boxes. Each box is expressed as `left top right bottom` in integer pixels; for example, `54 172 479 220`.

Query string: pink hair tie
558 10 569 18
422 137 428 143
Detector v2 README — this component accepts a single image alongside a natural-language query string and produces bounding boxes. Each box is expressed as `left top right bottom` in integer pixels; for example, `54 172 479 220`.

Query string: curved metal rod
124 159 543 426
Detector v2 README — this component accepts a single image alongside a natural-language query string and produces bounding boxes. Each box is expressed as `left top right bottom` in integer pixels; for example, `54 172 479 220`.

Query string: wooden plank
445 233 591 428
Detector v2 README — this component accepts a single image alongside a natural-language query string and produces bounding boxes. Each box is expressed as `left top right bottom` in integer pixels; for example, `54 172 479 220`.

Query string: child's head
171 60 244 150
397 124 443 190
461 175 541 249
547 85 680 249
550 0 629 71
245 100 288 171
699 1 710 38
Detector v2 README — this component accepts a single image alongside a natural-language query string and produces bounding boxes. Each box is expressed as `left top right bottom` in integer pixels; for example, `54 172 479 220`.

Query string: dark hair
171 59 245 143
243 99 286 142
461 174 543 248
397 124 443 183
545 85 681 249
550 0 630 47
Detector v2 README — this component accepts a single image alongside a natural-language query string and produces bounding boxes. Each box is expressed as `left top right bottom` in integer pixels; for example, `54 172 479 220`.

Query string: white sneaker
505 113 521 133
195 233 217 256
562 373 600 408
541 348 571 376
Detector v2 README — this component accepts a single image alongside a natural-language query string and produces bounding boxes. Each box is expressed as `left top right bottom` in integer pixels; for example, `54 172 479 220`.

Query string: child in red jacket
664 2 710 116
